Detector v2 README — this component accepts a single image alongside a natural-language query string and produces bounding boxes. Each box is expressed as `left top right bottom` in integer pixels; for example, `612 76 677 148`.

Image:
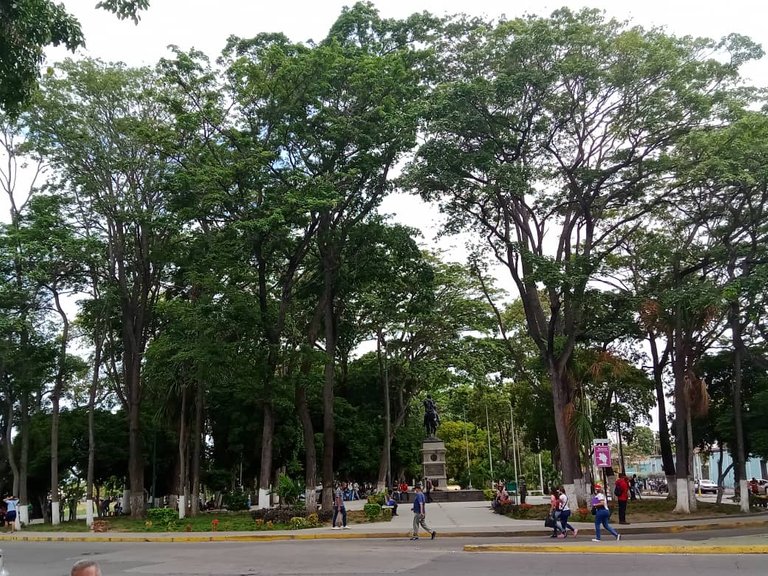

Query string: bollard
0 548 10 576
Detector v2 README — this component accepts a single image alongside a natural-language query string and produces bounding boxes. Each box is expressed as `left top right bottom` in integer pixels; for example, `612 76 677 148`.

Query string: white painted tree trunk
17 504 28 529
258 488 270 509
665 475 677 500
86 499 94 527
738 479 750 513
305 488 317 512
51 501 60 526
688 478 697 511
571 477 588 507
674 478 690 512
122 489 131 515
178 495 186 519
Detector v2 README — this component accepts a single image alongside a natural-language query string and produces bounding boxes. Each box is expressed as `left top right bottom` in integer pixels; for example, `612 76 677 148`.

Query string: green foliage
0 0 83 116
273 474 303 507
289 516 311 529
146 507 177 529
222 489 249 512
96 1 150 23
363 503 382 521
251 506 310 525
367 491 386 506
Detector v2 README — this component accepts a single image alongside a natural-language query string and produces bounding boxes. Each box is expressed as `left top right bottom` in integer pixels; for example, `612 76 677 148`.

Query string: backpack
614 482 622 497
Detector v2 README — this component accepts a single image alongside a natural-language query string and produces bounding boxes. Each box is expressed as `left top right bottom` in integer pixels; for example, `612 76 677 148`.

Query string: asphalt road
3 529 767 576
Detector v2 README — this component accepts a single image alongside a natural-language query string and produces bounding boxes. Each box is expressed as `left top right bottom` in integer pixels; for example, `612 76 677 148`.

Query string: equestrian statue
423 395 441 438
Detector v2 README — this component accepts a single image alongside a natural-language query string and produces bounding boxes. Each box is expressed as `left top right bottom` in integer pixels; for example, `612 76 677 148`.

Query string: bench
750 494 768 508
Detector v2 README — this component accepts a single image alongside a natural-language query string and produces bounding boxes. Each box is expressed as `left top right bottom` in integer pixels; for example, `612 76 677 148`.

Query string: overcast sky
53 1 768 76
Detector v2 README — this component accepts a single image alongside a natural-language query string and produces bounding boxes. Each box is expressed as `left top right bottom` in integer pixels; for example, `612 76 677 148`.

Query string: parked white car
694 479 718 494
754 479 768 495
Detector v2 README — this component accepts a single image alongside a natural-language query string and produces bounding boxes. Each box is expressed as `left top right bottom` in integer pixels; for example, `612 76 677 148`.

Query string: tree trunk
19 391 30 521
550 364 585 506
190 381 204 516
672 347 690 513
376 333 392 492
730 302 750 513
296 382 317 511
4 392 19 496
648 337 676 490
686 414 697 511
257 403 274 508
86 322 103 527
178 385 188 519
127 361 145 517
320 223 337 513
50 289 69 525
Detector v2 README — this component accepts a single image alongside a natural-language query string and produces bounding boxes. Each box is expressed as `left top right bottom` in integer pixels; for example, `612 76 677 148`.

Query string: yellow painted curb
464 544 768 555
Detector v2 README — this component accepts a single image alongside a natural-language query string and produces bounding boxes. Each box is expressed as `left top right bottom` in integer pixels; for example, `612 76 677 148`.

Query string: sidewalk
2 500 767 552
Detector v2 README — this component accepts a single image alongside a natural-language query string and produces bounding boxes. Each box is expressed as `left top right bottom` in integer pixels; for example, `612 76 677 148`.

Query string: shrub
381 508 392 521
146 507 178 526
289 516 310 529
483 489 495 501
363 503 382 521
273 474 303 507
222 489 249 511
498 502 541 519
368 491 386 506
251 505 309 524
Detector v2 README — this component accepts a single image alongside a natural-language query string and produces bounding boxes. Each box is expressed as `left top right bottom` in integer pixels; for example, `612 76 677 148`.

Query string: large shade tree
405 8 759 504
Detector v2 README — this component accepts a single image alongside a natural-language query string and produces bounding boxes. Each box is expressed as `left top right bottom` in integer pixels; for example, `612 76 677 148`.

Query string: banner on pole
593 444 611 468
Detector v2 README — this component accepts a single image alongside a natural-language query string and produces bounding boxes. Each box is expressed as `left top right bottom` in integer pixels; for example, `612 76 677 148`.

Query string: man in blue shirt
4 495 18 533
410 483 436 540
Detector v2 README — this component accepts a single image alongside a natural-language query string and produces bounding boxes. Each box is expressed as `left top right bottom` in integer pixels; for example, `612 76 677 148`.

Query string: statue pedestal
421 438 447 490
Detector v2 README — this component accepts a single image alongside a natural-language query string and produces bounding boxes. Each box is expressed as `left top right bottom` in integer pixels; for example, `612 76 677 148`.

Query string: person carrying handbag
547 488 563 538
591 484 620 542
557 486 578 538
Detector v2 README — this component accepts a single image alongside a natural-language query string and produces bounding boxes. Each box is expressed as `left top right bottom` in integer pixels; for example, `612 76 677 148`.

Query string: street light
463 406 472 489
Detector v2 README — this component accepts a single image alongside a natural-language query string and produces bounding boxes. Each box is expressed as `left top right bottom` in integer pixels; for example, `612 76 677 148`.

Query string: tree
30 59 182 516
405 8 756 505
673 110 768 511
0 0 83 117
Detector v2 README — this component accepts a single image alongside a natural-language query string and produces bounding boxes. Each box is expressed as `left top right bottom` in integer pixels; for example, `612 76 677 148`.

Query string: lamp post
510 402 519 499
613 391 626 475
485 403 494 486
464 406 472 489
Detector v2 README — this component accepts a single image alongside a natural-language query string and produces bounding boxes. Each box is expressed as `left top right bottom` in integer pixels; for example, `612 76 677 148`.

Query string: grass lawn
22 509 381 533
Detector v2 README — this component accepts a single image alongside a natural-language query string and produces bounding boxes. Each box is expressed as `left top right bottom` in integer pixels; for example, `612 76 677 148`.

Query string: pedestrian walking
548 487 563 538
71 559 102 576
410 483 436 541
557 486 578 538
615 473 630 524
332 481 349 530
591 484 620 542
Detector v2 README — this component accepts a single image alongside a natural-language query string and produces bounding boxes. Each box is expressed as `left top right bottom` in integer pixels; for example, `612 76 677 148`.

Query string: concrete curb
464 544 768 555
3 518 768 543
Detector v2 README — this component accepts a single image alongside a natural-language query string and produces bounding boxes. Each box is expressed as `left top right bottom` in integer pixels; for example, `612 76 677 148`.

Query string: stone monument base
421 437 447 490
